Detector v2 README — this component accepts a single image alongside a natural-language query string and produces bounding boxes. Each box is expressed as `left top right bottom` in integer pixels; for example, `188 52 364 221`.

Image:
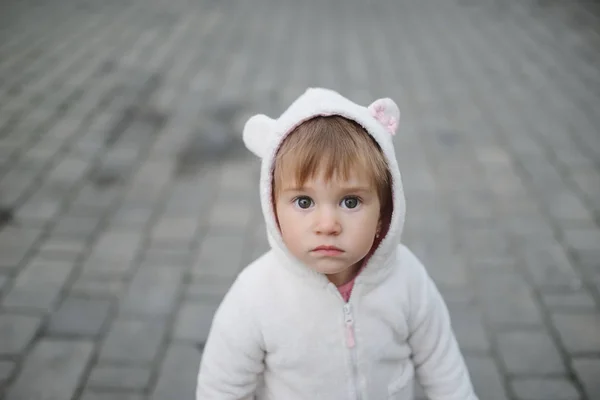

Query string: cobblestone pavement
0 0 599 398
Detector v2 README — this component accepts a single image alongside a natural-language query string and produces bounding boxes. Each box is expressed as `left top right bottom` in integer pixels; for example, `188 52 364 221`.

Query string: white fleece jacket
196 88 478 400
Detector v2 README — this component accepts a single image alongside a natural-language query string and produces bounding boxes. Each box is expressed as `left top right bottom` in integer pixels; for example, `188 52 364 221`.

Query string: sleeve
402 247 479 400
196 275 265 400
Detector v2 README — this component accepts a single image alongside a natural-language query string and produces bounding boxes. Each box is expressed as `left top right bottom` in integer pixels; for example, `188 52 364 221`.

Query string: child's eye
341 196 361 209
293 196 314 209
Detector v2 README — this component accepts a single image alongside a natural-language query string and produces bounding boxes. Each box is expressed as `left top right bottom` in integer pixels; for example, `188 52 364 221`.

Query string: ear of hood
243 87 406 280
243 114 277 158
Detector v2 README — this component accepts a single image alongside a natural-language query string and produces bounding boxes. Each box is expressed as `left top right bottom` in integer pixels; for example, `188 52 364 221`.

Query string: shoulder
392 244 428 279
236 250 280 288
212 251 278 321
363 244 429 312
392 244 450 315
390 244 436 302
226 250 290 306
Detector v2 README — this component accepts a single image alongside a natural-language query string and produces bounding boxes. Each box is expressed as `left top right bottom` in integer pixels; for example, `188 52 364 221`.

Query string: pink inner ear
369 102 397 135
387 117 398 135
369 102 383 116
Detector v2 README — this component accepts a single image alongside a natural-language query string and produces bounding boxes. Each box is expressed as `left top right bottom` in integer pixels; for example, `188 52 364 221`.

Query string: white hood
243 87 406 283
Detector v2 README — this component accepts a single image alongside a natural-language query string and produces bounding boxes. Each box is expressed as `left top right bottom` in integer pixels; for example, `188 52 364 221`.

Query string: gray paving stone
118 266 182 316
464 356 509 400
0 169 38 205
192 233 247 278
173 301 218 344
45 156 91 187
16 196 62 223
2 285 63 311
521 242 583 290
80 393 145 400
2 259 75 310
9 258 74 285
99 318 167 363
438 285 477 306
87 364 152 391
1 0 600 398
140 247 193 268
542 291 598 311
545 191 595 223
0 314 42 354
218 160 259 191
475 272 544 326
186 275 233 302
574 249 600 281
50 214 102 239
0 247 34 273
36 237 87 261
496 330 566 375
46 297 112 337
23 137 63 161
0 274 8 292
90 230 144 261
149 216 199 245
562 228 600 254
70 184 121 212
510 377 580 400
570 169 600 210
447 302 490 353
572 358 600 400
69 275 125 298
80 256 137 279
0 359 16 383
150 343 201 400
207 201 253 231
456 227 512 260
426 256 470 288
551 312 600 354
4 339 94 400
0 226 42 261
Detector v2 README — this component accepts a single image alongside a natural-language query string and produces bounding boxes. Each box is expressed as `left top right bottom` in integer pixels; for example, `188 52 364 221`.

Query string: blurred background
0 0 599 399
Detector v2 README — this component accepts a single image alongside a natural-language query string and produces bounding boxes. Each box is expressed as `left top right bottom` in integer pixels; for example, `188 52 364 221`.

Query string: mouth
311 245 344 256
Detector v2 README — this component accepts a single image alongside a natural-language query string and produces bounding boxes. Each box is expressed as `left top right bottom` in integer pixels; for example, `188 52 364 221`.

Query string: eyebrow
279 187 306 193
280 186 373 193
339 186 372 193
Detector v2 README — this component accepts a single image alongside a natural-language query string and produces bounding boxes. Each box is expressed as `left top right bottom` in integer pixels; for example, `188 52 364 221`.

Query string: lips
311 245 344 256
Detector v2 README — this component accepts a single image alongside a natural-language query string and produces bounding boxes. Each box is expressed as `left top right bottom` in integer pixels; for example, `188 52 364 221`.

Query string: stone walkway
1 0 599 398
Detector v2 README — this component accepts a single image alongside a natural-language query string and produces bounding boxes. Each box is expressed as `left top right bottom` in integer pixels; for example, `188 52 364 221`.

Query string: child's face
275 170 381 286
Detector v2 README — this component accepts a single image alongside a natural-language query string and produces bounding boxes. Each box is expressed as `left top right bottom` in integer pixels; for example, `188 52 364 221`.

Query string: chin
309 261 353 275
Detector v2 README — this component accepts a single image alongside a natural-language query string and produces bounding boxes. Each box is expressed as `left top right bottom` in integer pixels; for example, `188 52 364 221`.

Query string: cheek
357 207 380 229
275 204 303 238
276 208 309 257
350 209 379 241
358 221 378 243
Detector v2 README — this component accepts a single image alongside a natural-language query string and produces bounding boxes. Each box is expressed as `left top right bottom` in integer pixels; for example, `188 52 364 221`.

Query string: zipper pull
343 304 355 348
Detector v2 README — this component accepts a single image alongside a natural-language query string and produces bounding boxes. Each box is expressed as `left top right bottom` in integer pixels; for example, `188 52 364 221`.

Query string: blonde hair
273 116 392 214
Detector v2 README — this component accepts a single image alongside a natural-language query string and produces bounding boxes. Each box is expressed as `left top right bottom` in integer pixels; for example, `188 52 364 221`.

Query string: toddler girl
196 88 478 400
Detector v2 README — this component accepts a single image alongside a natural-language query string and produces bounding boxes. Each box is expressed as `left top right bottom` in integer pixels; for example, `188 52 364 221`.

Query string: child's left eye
341 196 361 209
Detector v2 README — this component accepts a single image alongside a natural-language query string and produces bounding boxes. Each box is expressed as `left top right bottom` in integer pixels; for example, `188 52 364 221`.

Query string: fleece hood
242 87 406 284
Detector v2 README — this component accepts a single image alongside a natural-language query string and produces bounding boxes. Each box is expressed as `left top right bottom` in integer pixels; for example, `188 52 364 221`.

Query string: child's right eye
293 196 313 209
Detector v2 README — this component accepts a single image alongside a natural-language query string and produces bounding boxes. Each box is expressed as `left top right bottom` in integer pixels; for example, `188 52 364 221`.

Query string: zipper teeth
343 303 361 400
351 350 361 400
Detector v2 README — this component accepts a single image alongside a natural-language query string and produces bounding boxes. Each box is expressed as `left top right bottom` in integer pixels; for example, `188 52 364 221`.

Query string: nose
314 206 341 235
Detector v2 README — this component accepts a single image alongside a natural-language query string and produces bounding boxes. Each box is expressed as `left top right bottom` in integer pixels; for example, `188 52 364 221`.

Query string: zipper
343 303 355 348
343 302 361 399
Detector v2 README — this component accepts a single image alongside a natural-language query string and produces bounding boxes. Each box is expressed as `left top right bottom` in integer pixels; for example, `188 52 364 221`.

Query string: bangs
273 116 391 202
